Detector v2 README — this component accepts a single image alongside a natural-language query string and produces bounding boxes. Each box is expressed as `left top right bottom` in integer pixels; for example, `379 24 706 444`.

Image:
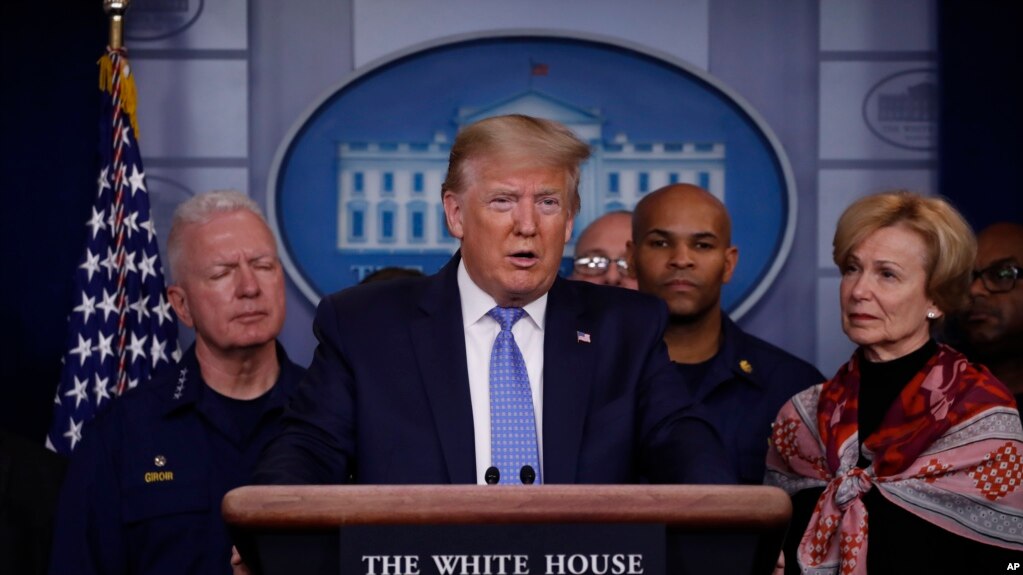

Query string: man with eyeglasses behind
569 211 637 289
961 221 1023 412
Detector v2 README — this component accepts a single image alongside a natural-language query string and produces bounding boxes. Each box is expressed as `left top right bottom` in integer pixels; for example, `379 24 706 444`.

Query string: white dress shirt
457 260 546 484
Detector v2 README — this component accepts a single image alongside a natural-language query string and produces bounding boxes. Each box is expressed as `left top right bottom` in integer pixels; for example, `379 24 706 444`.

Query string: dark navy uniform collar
158 341 299 418
691 313 763 399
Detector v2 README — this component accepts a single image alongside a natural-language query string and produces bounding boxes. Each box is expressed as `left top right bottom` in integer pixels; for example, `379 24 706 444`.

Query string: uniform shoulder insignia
173 367 187 399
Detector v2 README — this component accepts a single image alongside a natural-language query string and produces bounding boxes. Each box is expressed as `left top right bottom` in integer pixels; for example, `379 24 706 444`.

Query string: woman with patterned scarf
766 191 1023 574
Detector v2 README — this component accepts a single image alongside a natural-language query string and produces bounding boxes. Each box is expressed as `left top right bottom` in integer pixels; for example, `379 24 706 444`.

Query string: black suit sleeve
629 300 737 485
254 296 356 485
643 408 737 485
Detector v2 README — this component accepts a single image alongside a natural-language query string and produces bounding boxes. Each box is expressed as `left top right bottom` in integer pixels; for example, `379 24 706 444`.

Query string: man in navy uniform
50 190 304 575
629 184 824 485
254 115 731 487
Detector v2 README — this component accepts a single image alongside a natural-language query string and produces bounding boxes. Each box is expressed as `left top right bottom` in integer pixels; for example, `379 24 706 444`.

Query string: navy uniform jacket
49 343 304 575
680 315 824 484
255 254 733 486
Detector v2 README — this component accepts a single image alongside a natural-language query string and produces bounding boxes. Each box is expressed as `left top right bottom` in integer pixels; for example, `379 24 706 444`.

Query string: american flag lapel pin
576 331 591 343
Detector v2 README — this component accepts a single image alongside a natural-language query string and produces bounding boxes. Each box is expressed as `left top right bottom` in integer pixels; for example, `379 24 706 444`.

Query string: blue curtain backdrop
938 1 1023 227
0 2 106 442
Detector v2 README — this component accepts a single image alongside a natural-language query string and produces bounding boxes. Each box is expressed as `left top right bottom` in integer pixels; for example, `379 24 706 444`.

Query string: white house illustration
335 91 725 254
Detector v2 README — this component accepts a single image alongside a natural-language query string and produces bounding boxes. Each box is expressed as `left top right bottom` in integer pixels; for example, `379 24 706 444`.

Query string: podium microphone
485 466 500 485
520 465 536 485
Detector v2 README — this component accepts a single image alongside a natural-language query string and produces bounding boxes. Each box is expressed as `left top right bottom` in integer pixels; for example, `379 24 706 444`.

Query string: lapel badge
739 359 753 374
576 331 591 343
145 454 175 483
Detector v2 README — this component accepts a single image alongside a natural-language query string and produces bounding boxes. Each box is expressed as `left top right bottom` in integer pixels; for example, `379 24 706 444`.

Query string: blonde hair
832 190 977 314
441 114 591 215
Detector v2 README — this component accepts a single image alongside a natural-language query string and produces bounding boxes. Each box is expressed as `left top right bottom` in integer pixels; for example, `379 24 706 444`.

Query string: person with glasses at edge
959 221 1023 413
569 210 637 289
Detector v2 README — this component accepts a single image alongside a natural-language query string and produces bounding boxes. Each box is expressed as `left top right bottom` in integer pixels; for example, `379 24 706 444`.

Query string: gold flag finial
104 0 131 50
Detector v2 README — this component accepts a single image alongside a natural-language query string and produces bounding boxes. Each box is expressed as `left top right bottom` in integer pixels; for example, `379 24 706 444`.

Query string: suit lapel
410 255 477 483
541 277 594 483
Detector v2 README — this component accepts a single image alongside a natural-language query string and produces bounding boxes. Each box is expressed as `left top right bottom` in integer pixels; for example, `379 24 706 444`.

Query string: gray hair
166 190 268 281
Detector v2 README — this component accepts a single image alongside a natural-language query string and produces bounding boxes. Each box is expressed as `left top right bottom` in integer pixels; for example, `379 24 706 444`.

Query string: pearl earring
927 311 937 319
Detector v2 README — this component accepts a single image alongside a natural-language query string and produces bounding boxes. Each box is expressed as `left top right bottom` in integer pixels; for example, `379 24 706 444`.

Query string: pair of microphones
484 465 536 485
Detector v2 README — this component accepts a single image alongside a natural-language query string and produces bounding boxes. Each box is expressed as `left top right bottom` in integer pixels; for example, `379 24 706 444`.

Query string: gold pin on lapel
739 359 753 374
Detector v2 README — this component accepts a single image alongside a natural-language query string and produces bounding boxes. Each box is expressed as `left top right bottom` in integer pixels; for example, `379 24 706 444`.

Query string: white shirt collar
457 258 548 330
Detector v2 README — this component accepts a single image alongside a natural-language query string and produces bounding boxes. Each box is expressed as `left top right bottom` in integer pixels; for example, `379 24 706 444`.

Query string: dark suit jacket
256 255 731 485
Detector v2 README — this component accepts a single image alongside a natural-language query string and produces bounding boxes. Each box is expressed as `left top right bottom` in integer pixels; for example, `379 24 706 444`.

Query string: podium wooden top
222 485 791 532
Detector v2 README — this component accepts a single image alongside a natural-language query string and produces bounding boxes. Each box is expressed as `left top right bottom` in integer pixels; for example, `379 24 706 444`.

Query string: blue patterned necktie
487 306 541 485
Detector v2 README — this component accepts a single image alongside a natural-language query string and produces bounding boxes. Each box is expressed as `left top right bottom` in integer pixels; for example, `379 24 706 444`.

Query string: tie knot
488 306 525 331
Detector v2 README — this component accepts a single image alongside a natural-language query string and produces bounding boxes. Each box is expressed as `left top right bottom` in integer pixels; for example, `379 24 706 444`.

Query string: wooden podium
223 485 791 575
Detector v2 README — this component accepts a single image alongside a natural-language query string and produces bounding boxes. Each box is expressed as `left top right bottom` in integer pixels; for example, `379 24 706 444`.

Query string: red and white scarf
766 344 1023 575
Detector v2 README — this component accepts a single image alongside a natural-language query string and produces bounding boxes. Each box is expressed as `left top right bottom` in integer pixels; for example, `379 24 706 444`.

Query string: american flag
46 47 180 455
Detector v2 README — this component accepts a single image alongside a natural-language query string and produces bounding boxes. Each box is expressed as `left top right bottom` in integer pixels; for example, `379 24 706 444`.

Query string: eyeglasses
971 263 1020 293
573 255 629 276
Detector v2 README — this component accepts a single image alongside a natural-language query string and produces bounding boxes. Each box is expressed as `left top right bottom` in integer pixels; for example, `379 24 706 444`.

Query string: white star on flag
87 207 106 239
128 331 148 363
100 246 119 279
73 292 97 324
96 288 119 322
118 122 131 148
122 210 140 239
79 249 101 282
97 166 111 196
138 252 158 283
63 418 84 451
70 335 93 366
152 293 174 326
150 336 168 368
93 332 114 363
105 205 118 234
129 294 151 322
123 249 138 275
128 164 147 196
93 374 111 407
65 376 90 409
140 218 156 243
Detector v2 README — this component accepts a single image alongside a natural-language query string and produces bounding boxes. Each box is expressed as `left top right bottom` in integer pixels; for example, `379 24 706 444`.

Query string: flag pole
104 0 130 50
